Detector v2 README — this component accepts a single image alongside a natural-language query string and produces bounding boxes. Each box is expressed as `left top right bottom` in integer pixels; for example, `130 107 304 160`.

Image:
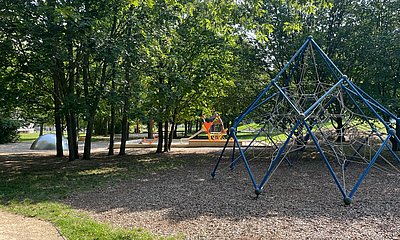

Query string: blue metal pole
343 85 397 120
342 84 400 165
233 132 259 191
272 81 302 115
303 120 348 199
234 82 274 128
341 85 380 133
258 120 301 190
230 128 264 169
234 38 312 128
273 37 312 84
211 133 233 178
310 39 344 78
283 41 309 86
345 78 391 131
352 84 397 120
230 138 236 169
349 135 391 199
387 133 400 164
250 92 278 113
304 78 344 116
310 45 341 81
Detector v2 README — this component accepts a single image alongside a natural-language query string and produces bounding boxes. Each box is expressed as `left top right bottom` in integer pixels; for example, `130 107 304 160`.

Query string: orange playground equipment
185 114 226 141
201 114 227 141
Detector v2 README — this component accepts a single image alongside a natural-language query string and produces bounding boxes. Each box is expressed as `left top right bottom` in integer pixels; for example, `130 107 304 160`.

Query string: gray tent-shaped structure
211 36 400 205
30 133 68 150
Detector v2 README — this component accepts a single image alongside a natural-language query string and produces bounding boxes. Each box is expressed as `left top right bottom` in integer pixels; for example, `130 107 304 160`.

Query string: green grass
18 132 112 142
4 201 158 240
0 153 187 239
18 132 40 142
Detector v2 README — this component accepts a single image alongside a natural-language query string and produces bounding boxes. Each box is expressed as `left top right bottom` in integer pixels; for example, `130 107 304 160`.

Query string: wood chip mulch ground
65 148 400 240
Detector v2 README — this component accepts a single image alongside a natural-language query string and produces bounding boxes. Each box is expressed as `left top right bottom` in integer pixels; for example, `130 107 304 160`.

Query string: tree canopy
0 0 398 157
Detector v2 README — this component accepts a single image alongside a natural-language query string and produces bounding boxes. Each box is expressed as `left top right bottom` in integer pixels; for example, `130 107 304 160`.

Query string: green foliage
1 0 398 155
0 118 20 144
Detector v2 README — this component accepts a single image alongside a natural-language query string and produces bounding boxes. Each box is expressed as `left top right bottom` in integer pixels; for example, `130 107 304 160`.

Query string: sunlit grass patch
78 167 127 176
3 201 170 240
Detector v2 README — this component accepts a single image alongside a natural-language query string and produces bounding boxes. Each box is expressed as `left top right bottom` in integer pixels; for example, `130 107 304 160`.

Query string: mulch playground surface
1 144 399 239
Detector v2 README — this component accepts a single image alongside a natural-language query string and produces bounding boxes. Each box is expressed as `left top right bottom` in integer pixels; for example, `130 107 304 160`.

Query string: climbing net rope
212 37 400 204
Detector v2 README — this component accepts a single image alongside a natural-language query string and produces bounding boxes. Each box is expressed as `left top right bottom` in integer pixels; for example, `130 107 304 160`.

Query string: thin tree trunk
156 121 163 153
108 62 116 156
119 110 128 155
65 22 78 161
108 102 115 155
391 118 400 151
184 120 188 137
66 112 78 161
334 117 345 142
119 17 131 156
83 115 94 159
48 0 63 157
54 100 63 157
72 115 78 158
168 110 177 150
188 121 193 134
163 120 169 152
168 122 176 151
147 118 154 139
39 123 44 136
196 119 200 132
173 123 178 138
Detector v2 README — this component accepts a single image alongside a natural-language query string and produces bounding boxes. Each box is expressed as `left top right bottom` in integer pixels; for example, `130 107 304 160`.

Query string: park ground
0 141 399 239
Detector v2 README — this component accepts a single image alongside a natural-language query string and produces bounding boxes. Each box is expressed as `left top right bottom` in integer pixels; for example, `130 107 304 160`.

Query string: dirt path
0 210 64 240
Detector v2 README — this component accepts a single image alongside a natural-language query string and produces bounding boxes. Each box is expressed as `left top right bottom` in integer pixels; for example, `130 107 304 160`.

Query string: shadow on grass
0 150 191 204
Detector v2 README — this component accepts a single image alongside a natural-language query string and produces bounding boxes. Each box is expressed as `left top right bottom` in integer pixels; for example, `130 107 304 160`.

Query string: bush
0 118 20 144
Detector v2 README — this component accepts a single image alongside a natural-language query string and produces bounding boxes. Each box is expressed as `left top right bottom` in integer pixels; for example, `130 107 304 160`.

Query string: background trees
0 0 398 157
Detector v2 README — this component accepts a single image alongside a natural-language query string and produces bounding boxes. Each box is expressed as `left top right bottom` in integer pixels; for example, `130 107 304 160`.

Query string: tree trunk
334 117 345 142
226 121 231 135
168 110 177 150
168 122 176 151
173 123 178 138
156 121 163 153
108 62 117 156
196 119 200 132
108 103 115 155
66 112 78 161
54 101 63 157
391 118 400 151
184 120 188 137
65 22 78 161
39 123 44 136
164 120 169 152
83 115 94 160
119 111 128 156
188 121 193 134
147 118 154 139
134 122 140 133
48 0 63 157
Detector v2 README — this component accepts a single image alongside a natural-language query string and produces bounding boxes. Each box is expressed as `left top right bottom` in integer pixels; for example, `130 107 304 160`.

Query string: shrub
0 118 20 143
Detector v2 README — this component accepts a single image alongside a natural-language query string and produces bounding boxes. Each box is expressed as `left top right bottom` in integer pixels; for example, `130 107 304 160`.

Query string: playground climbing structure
211 36 400 204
